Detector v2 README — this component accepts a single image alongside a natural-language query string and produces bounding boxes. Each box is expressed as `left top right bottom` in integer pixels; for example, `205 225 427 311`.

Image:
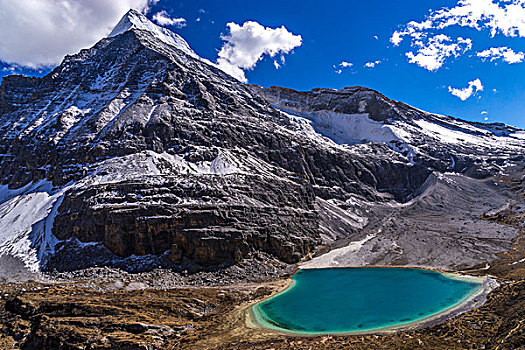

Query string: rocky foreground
0 244 523 349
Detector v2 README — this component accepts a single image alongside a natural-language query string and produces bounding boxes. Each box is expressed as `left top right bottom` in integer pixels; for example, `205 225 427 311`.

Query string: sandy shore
246 268 498 336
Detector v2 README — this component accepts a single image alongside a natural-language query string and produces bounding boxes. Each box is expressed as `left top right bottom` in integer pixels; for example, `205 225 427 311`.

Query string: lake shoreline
247 267 498 336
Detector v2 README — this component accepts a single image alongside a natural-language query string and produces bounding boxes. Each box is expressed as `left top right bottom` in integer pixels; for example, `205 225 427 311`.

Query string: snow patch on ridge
0 149 252 272
0 181 65 272
301 234 376 268
108 9 198 59
278 107 408 145
511 131 525 140
415 119 525 149
278 107 418 163
415 119 486 145
274 100 523 168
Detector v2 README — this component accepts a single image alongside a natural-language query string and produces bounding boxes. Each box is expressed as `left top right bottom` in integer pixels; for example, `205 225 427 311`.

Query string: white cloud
390 20 434 46
448 78 484 100
392 0 525 43
216 21 302 82
390 31 404 46
0 0 158 68
364 60 381 68
333 61 352 74
431 0 525 38
152 10 186 28
477 46 525 63
406 35 472 71
273 60 281 69
391 0 525 68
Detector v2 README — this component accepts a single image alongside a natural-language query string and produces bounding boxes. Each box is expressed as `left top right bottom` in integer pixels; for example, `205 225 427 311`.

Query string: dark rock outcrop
52 174 319 266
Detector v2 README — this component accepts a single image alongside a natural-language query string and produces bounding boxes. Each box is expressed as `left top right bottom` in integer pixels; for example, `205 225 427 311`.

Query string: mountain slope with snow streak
0 11 523 275
251 85 525 176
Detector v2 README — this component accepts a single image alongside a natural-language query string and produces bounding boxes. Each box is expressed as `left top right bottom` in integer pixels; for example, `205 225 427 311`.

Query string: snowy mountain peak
108 9 198 58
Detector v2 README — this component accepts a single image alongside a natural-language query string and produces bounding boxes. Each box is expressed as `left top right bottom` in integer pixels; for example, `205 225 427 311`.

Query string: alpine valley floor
0 241 523 349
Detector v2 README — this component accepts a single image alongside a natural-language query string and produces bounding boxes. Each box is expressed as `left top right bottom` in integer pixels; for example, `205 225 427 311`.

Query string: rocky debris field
0 240 523 350
302 172 522 270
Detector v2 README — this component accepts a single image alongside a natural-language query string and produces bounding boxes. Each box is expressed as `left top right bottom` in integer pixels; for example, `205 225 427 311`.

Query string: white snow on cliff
0 149 256 271
277 106 406 144
414 119 525 149
270 99 523 167
277 107 418 163
0 181 64 271
511 131 525 140
109 9 198 59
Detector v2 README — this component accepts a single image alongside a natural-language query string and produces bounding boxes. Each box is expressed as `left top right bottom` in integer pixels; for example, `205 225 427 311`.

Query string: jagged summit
108 9 197 58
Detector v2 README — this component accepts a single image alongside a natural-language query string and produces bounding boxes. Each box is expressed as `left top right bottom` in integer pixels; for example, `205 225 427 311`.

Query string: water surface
252 267 481 334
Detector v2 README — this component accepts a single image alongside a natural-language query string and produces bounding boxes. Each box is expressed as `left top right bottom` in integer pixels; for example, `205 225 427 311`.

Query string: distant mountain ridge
250 85 525 175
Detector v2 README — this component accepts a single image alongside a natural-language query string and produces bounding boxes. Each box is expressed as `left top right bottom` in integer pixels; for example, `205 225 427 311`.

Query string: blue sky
2 0 525 128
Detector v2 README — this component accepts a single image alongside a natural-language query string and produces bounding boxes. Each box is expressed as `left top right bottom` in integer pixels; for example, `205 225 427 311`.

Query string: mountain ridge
0 11 522 278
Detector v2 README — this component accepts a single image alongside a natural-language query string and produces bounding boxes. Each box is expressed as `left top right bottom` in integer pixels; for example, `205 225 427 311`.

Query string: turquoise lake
252 267 482 334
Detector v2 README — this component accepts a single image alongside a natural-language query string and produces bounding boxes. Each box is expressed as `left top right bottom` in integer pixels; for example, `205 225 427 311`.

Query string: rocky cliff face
0 10 524 274
52 172 319 267
250 85 525 177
